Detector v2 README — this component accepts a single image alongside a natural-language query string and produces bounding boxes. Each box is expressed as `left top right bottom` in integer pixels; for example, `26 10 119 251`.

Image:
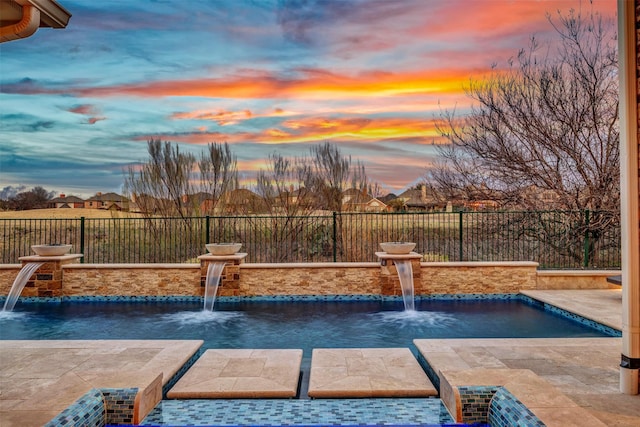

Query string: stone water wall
239 263 381 296
1 260 619 298
62 264 200 296
419 262 538 294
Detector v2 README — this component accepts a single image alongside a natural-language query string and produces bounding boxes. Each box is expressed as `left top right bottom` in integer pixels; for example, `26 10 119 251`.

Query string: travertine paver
166 349 303 398
0 340 202 427
308 348 437 398
414 337 639 427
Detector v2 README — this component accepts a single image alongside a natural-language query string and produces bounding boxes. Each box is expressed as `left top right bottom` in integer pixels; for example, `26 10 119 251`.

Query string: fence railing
0 210 621 269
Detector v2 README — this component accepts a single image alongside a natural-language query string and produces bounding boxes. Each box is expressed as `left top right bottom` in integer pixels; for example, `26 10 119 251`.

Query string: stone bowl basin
379 242 416 254
206 243 242 256
31 244 73 256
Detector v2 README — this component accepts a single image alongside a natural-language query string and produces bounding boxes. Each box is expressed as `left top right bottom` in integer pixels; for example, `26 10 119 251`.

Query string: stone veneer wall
239 263 381 295
419 262 538 294
0 261 622 298
61 264 200 296
537 270 621 289
0 266 19 295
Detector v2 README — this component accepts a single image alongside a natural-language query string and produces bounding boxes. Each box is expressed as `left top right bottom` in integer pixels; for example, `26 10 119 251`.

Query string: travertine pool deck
415 289 639 427
167 349 303 399
308 347 437 398
0 340 202 427
1 289 638 427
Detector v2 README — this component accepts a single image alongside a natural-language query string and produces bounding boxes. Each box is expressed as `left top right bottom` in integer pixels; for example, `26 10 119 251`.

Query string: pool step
140 398 453 426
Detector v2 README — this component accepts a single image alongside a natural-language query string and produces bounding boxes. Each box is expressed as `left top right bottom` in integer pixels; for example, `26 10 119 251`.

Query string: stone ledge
421 261 539 267
63 263 198 269
19 254 83 262
241 262 379 269
439 368 606 426
537 270 622 277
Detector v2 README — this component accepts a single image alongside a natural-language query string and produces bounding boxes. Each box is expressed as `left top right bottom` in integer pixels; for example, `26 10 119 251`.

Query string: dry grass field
0 208 144 219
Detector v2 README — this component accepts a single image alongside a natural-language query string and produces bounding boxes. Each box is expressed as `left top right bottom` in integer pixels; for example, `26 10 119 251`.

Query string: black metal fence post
458 211 464 261
583 209 591 268
332 211 337 262
79 216 85 263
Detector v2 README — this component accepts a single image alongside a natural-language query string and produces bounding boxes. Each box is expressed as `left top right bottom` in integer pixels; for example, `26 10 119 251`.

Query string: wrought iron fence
0 210 620 269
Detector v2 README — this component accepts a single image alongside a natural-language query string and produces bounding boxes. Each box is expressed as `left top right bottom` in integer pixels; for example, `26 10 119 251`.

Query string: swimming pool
0 296 615 349
1 296 617 427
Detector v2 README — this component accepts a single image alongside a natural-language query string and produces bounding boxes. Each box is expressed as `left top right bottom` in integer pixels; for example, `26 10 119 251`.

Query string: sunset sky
0 0 617 199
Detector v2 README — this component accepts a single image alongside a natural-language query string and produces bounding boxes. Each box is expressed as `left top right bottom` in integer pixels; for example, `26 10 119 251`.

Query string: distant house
394 186 444 211
222 189 268 214
48 194 84 209
342 188 389 212
182 192 217 214
84 192 130 211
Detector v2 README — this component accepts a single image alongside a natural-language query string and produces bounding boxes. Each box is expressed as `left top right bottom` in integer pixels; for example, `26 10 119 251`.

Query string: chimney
421 185 427 201
60 193 65 198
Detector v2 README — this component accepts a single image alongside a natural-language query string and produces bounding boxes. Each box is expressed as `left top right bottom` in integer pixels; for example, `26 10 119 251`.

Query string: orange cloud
172 109 253 126
171 107 300 125
74 67 481 101
411 0 617 40
137 116 446 147
67 104 97 115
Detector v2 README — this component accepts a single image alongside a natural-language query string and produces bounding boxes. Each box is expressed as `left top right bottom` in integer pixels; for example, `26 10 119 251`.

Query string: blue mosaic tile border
5 293 519 305
519 294 621 336
63 295 202 303
458 385 500 424
162 348 204 397
488 387 545 427
416 293 519 301
102 388 137 425
416 352 440 391
44 388 105 427
220 294 384 302
141 398 455 426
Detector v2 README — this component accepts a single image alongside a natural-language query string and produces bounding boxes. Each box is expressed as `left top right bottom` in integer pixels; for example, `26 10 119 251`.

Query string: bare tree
4 186 54 210
123 139 239 262
304 142 369 212
198 142 238 214
125 140 238 217
256 152 316 215
430 6 619 265
250 152 324 261
124 139 197 219
301 142 371 261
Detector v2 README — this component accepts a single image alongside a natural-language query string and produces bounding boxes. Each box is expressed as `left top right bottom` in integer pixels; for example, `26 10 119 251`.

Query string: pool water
0 298 611 350
1 298 610 427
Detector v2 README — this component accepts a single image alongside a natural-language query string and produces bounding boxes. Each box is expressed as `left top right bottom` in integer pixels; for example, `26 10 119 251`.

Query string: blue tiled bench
45 387 141 427
455 386 544 426
488 387 545 427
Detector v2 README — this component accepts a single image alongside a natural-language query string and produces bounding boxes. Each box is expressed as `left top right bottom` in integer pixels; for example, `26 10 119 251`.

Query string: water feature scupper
376 242 420 311
3 244 82 312
198 243 247 311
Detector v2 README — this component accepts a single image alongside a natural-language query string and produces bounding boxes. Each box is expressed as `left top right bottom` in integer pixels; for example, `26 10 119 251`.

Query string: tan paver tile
166 348 302 399
0 340 202 427
308 348 437 398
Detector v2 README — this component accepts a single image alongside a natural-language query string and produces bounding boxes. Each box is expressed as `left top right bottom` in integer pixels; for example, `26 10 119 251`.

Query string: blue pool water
0 297 613 350
1 297 613 427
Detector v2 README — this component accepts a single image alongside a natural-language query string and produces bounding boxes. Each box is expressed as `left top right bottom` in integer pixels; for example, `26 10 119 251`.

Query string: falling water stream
394 260 415 311
203 262 226 311
2 262 44 312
